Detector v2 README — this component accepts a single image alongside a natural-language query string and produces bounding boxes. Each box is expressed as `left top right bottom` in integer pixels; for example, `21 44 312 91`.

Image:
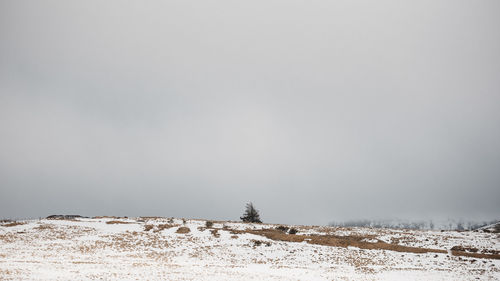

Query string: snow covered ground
0 217 498 280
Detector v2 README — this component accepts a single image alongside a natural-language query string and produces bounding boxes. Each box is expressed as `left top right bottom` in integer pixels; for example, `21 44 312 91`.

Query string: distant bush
276 225 289 232
47 215 84 220
206 221 214 228
288 228 298 235
176 226 190 234
34 224 53 230
494 224 500 233
144 225 154 231
451 246 479 253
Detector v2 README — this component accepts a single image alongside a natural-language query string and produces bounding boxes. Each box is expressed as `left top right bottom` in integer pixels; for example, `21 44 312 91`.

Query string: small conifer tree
240 202 262 223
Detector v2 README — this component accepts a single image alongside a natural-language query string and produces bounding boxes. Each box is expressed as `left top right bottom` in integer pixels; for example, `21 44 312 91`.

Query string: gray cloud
1 0 499 224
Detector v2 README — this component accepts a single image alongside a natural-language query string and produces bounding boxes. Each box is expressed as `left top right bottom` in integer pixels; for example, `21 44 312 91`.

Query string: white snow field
0 217 498 280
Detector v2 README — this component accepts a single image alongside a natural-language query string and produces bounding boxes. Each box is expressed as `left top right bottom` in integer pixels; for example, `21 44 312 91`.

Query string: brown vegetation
143 223 176 232
34 224 54 230
1 221 26 227
176 227 190 234
106 221 132 224
233 228 500 260
210 229 220 238
155 224 175 232
251 239 271 247
451 246 478 253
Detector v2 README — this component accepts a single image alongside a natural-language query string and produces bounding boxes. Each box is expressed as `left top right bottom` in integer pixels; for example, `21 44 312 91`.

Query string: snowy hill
477 222 500 233
1 217 499 280
330 218 499 231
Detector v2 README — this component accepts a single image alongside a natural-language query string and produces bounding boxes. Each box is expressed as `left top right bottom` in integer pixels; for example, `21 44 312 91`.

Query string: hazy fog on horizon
1 1 499 225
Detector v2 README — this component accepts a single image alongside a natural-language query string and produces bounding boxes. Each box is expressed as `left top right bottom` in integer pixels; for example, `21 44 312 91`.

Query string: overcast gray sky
1 1 499 225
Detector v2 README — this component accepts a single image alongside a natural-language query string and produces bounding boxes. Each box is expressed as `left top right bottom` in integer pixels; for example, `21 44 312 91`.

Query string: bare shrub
234 228 500 260
205 221 214 228
451 246 478 253
34 224 54 230
210 229 220 238
276 226 289 232
139 216 162 220
144 225 154 231
155 224 174 232
481 249 500 255
176 226 190 234
240 202 262 223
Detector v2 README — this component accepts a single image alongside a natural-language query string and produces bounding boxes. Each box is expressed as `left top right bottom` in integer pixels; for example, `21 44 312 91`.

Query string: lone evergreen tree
240 202 262 223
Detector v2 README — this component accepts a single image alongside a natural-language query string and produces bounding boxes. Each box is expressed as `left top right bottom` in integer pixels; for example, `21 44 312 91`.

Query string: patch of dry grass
251 239 271 247
143 223 176 232
34 224 54 230
155 224 175 232
235 229 500 260
1 221 26 227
